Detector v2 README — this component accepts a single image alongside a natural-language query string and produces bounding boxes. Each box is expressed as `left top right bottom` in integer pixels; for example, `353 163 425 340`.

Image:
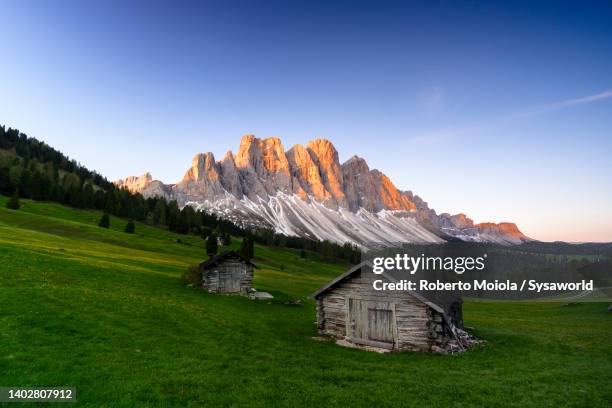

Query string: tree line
0 125 360 263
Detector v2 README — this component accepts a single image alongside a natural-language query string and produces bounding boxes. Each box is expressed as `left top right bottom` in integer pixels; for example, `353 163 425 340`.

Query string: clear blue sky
1 0 611 242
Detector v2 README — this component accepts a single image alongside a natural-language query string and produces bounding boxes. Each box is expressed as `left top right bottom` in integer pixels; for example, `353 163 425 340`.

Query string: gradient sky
1 0 611 242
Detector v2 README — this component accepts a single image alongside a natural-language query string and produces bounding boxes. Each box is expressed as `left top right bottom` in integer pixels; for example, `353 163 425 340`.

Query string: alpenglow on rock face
115 135 531 247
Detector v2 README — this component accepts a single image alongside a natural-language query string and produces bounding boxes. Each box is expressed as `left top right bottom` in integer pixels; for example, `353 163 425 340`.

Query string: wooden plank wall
203 261 253 294
317 269 449 351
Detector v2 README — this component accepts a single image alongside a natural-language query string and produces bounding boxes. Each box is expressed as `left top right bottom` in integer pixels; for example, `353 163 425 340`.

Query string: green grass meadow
0 197 610 407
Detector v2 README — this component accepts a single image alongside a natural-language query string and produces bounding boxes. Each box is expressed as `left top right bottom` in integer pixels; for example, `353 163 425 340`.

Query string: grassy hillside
0 197 610 407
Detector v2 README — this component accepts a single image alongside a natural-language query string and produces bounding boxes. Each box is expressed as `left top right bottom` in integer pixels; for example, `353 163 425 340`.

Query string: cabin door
348 299 395 348
218 270 240 292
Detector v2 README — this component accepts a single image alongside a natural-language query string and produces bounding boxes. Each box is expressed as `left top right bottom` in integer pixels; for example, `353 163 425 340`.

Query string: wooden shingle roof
310 261 462 318
199 250 259 270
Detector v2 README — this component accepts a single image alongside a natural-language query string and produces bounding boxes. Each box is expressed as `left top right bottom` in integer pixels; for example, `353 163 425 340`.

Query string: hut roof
199 250 259 270
310 261 462 318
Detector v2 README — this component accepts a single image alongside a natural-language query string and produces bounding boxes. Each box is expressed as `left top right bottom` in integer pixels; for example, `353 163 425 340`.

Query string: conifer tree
240 236 254 260
124 220 135 234
82 183 95 208
167 201 180 231
30 171 42 200
153 199 167 225
98 213 110 228
177 210 190 234
6 192 20 210
206 233 218 257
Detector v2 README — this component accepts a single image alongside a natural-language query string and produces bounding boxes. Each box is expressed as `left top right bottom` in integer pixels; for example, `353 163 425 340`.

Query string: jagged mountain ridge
115 135 531 247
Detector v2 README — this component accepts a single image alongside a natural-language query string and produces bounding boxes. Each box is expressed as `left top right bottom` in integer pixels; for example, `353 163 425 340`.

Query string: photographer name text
373 279 594 293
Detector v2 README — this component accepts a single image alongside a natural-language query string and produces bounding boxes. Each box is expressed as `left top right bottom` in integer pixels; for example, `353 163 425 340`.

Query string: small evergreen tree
18 169 31 198
176 210 190 234
124 220 135 234
206 233 218 257
30 171 42 200
153 199 167 225
248 237 254 260
240 236 254 260
240 237 250 260
6 192 20 210
68 188 84 208
82 183 95 208
98 213 110 228
167 201 180 231
300 249 306 259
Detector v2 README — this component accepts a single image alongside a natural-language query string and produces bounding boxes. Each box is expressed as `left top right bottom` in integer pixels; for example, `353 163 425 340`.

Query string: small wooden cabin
311 262 467 353
199 251 257 294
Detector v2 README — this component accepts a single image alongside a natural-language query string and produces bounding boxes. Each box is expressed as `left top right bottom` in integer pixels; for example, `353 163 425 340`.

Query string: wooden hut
199 251 257 294
311 262 470 352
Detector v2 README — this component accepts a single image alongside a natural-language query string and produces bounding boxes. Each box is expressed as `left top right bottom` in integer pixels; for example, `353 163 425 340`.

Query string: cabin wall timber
202 260 252 294
315 268 449 352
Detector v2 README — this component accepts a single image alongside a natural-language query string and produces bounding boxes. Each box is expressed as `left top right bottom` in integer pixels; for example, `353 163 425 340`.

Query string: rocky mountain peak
259 137 290 174
114 172 153 194
306 138 340 166
238 134 256 147
234 134 256 169
219 150 241 197
342 155 370 174
236 135 289 173
184 152 219 182
497 222 523 234
450 213 474 229
234 134 291 195
341 156 416 212
115 134 530 246
372 170 417 212
306 138 346 208
223 150 234 162
476 222 526 238
287 143 331 203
